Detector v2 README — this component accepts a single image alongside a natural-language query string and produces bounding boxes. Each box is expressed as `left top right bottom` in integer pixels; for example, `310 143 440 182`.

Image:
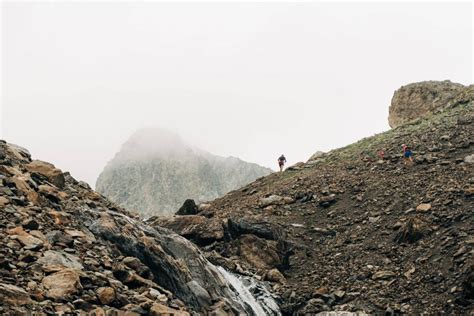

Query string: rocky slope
0 141 280 315
388 80 473 128
96 128 272 217
156 90 473 314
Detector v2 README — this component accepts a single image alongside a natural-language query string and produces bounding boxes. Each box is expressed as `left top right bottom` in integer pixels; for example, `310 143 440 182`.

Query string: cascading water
217 266 282 316
116 212 282 314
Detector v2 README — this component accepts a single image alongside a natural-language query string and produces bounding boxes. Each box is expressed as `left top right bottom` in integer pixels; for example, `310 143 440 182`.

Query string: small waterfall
217 266 282 316
117 212 281 314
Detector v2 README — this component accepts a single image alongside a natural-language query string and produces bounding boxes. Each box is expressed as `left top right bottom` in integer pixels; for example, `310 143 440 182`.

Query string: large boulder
152 215 225 246
388 81 473 128
226 218 283 241
25 160 65 188
176 199 199 215
37 250 84 272
42 268 83 301
236 234 283 270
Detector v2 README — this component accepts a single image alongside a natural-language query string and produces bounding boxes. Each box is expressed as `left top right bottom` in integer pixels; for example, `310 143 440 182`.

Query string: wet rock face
388 81 473 128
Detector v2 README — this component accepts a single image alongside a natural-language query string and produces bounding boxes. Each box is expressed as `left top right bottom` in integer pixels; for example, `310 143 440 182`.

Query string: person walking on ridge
278 154 287 172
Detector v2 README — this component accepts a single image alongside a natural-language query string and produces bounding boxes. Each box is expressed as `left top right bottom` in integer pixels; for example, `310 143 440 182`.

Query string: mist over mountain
0 81 472 315
95 128 272 217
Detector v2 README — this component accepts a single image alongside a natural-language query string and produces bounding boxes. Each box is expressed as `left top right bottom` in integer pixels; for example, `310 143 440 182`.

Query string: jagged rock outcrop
96 128 272 217
162 101 474 314
176 199 199 216
0 141 277 315
151 215 292 272
388 80 474 128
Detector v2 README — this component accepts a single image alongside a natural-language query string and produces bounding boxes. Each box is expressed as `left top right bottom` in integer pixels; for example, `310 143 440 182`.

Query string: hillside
96 128 272 217
154 86 474 314
0 141 280 315
1 81 472 315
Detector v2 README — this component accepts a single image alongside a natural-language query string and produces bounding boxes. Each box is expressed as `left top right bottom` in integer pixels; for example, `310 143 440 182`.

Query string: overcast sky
1 1 472 187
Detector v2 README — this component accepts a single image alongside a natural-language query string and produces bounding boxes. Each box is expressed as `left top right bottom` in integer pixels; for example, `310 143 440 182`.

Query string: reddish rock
25 160 65 188
42 268 82 301
96 286 115 305
0 283 31 305
265 268 286 283
237 234 281 270
416 203 432 212
150 303 190 316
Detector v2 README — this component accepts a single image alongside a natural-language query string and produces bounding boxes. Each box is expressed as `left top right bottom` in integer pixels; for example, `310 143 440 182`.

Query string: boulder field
0 142 275 315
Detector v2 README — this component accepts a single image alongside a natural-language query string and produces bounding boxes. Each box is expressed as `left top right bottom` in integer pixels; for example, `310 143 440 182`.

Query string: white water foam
217 266 282 316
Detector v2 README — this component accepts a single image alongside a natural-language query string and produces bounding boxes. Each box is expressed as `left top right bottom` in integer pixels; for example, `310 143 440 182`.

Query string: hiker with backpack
402 144 414 165
278 154 287 172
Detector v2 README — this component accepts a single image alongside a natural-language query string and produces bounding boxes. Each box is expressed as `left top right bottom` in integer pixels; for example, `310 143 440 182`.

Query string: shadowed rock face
388 81 473 128
0 140 270 315
96 128 272 217
176 199 199 215
88 211 250 312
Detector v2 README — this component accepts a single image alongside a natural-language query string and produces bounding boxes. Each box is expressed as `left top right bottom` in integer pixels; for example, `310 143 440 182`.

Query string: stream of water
217 266 282 316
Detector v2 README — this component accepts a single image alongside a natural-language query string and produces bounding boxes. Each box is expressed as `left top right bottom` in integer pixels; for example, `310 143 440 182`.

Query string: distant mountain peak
96 128 272 217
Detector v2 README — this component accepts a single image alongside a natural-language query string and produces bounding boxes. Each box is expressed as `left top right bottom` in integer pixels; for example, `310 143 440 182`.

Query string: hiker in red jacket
278 154 287 172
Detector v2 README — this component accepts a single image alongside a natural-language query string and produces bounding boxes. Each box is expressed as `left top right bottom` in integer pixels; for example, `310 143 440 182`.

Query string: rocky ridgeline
388 80 473 128
0 142 277 315
158 98 473 313
96 128 272 217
